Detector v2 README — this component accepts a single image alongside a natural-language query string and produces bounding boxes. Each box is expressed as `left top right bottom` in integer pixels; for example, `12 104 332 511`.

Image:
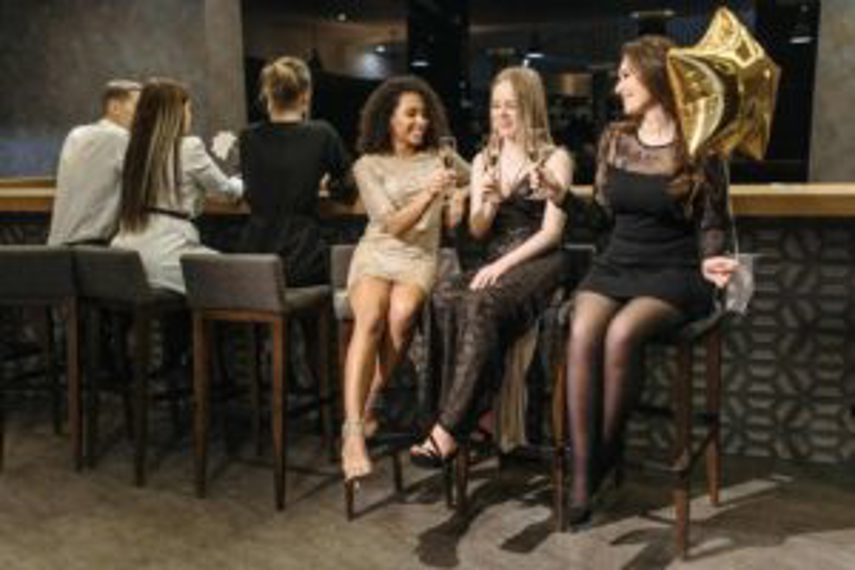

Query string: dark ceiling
245 0 757 26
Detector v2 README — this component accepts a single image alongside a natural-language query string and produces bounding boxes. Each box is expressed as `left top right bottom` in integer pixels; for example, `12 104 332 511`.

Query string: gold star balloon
666 7 781 160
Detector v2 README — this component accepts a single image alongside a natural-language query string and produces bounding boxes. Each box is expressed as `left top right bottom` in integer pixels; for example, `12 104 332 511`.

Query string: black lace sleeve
697 154 733 258
560 125 616 231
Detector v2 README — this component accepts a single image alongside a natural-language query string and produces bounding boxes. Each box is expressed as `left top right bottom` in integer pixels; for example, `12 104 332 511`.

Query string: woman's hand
480 173 504 206
702 256 739 288
529 163 567 205
469 259 509 290
443 188 467 229
425 167 457 200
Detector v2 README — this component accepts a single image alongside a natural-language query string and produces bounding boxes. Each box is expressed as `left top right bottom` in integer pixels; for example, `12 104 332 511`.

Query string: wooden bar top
1 180 855 217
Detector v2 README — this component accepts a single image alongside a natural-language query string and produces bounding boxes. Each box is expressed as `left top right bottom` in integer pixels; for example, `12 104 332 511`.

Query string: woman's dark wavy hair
619 35 706 207
356 75 450 154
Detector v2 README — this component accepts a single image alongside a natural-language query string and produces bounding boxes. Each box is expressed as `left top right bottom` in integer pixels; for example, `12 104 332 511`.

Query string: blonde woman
112 78 241 293
410 66 572 468
239 56 352 286
342 76 468 484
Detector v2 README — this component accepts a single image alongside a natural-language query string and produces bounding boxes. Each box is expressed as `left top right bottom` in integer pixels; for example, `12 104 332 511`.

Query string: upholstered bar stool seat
73 245 187 485
0 245 80 471
181 253 333 511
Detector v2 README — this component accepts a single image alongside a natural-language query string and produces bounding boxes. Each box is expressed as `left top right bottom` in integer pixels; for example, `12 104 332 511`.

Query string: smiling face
490 79 520 141
389 91 428 152
614 55 654 117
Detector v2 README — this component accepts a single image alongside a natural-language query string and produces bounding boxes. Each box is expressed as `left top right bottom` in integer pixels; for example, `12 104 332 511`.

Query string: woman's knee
568 317 604 360
388 299 421 336
352 296 390 338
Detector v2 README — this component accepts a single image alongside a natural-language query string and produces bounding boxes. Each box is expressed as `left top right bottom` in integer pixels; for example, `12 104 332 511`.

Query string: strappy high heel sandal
409 432 459 470
342 420 373 519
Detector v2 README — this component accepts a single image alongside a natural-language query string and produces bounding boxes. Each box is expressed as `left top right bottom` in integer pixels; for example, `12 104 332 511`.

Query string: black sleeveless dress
431 185 565 440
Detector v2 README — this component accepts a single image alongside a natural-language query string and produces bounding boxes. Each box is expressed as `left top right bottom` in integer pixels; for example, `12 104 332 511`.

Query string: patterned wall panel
629 218 855 464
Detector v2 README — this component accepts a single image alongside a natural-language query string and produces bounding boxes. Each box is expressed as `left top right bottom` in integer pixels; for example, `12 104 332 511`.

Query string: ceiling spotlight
525 31 545 60
375 44 387 54
629 9 676 20
790 4 814 45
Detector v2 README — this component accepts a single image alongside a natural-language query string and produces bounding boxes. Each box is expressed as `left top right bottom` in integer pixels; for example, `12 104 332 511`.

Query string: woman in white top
112 78 242 293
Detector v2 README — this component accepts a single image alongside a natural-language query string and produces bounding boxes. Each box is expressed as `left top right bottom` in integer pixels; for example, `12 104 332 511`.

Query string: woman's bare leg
342 277 391 480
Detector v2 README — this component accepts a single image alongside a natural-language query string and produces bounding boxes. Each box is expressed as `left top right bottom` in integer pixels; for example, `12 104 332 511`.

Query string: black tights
566 291 682 506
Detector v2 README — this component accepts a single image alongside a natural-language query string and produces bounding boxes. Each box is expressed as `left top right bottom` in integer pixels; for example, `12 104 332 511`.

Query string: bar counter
2 178 855 217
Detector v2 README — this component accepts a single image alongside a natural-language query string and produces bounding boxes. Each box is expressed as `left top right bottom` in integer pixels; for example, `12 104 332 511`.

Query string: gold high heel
342 420 372 520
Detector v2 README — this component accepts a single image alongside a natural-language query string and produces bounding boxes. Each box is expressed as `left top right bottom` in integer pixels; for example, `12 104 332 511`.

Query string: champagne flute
439 135 457 169
438 136 457 202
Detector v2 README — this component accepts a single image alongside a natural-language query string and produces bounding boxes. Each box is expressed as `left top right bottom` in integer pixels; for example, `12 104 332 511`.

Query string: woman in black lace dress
552 36 738 526
410 66 573 466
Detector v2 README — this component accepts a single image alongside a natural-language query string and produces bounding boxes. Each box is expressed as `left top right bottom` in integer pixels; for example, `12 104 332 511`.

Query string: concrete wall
809 0 855 181
0 0 245 177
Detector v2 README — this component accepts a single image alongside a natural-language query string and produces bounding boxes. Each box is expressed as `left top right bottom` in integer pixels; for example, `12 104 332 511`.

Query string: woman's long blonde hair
491 66 553 149
120 78 189 232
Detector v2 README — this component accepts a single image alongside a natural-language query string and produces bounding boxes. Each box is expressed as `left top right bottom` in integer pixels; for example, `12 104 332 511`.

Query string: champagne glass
439 135 457 169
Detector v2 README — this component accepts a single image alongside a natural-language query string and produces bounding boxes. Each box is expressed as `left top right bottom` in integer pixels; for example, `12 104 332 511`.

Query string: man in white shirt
47 80 141 245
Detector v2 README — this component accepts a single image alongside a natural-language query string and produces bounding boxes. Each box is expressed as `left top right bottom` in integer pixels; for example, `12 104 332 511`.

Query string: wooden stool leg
84 306 102 469
193 314 211 498
247 324 263 457
705 329 722 507
335 319 353 465
306 308 333 461
271 318 287 510
0 376 5 471
673 343 693 558
552 346 568 531
38 309 62 436
132 312 151 487
454 443 470 514
316 307 334 463
65 299 82 471
392 451 404 494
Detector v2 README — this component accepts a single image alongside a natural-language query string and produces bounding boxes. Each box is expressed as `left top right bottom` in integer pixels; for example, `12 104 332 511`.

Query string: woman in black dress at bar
410 66 573 466
551 36 738 526
239 55 352 286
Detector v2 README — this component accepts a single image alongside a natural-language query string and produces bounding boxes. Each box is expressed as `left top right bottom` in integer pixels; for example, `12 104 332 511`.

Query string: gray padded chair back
0 245 75 301
181 253 287 313
330 245 355 290
73 246 152 303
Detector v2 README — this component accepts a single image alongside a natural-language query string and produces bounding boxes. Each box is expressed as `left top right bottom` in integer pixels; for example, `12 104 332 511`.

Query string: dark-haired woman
239 56 352 286
341 76 469 484
112 78 241 293
552 36 737 526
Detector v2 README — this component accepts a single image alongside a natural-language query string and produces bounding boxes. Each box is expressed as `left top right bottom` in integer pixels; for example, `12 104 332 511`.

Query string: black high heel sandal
566 502 593 531
409 433 459 470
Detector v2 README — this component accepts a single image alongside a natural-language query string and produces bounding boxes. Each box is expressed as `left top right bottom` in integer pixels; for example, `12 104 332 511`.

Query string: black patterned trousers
431 250 566 441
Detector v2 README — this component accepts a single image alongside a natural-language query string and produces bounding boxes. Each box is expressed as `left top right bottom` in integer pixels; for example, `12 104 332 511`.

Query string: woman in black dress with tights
550 36 738 526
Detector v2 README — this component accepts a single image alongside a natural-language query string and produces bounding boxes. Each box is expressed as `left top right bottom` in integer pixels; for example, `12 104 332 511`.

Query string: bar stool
73 245 186 485
0 246 80 471
181 253 333 511
552 304 727 559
